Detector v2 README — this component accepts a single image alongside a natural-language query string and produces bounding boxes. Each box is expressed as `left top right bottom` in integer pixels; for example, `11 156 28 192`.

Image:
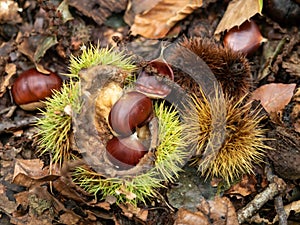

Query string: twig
237 182 280 223
4 105 17 118
237 164 287 224
274 195 288 225
0 116 40 134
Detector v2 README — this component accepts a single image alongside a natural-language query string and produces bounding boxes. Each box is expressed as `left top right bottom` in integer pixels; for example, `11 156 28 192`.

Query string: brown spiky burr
182 88 269 184
179 37 252 100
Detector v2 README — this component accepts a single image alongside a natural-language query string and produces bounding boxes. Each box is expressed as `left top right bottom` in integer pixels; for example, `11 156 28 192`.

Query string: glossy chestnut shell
106 135 148 169
12 68 62 107
223 20 265 56
108 91 153 136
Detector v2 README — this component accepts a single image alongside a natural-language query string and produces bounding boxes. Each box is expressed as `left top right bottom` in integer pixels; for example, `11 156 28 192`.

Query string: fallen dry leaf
13 159 60 187
17 34 58 73
251 83 297 115
69 0 127 25
283 87 300 133
59 211 81 225
0 183 18 214
282 51 300 77
0 63 16 97
174 196 239 225
52 176 89 203
12 186 67 225
130 0 202 39
226 174 258 197
200 196 239 225
214 0 262 35
119 203 148 221
174 208 209 225
0 0 22 24
124 0 161 25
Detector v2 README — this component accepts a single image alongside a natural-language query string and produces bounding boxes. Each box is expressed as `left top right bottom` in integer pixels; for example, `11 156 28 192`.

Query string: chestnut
106 135 148 169
108 91 153 136
11 68 62 110
223 20 266 56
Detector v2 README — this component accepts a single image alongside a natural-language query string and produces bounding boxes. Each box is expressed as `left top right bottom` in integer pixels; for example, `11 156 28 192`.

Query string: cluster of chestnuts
106 91 153 168
105 60 174 169
11 68 62 111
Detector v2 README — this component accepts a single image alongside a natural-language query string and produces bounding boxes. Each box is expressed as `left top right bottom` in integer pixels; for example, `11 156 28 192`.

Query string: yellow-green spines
35 80 80 164
154 101 186 181
69 44 136 77
183 89 269 184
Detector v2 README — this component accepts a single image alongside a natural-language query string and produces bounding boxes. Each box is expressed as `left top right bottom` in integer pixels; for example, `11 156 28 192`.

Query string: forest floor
0 0 300 224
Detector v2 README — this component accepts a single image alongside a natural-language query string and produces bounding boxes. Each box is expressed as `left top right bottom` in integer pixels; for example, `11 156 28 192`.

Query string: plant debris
1 0 300 224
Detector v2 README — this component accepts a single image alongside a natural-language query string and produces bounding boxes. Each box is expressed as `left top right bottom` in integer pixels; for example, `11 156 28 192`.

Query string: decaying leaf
226 174 267 197
59 211 81 224
0 183 18 214
292 88 300 132
0 0 22 24
124 0 161 25
68 0 128 25
214 0 262 35
251 83 297 115
174 197 239 225
266 124 300 180
57 0 74 23
0 63 16 97
52 176 89 203
119 203 148 221
282 51 300 77
12 186 69 225
130 0 203 39
12 159 60 187
17 34 58 73
174 208 209 225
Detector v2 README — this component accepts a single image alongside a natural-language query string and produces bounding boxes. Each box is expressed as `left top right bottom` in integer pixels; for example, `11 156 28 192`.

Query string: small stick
274 195 288 225
237 164 287 224
237 182 280 223
0 116 39 134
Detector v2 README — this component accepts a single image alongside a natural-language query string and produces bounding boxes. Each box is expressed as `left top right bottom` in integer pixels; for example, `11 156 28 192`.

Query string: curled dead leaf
251 83 296 115
174 197 239 225
124 0 161 25
13 159 60 187
214 0 262 35
0 0 22 24
0 63 16 97
130 0 202 39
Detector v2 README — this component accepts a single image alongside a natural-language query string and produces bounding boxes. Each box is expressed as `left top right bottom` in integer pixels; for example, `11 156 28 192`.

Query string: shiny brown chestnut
12 68 62 110
223 20 266 56
106 135 148 169
108 91 153 136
